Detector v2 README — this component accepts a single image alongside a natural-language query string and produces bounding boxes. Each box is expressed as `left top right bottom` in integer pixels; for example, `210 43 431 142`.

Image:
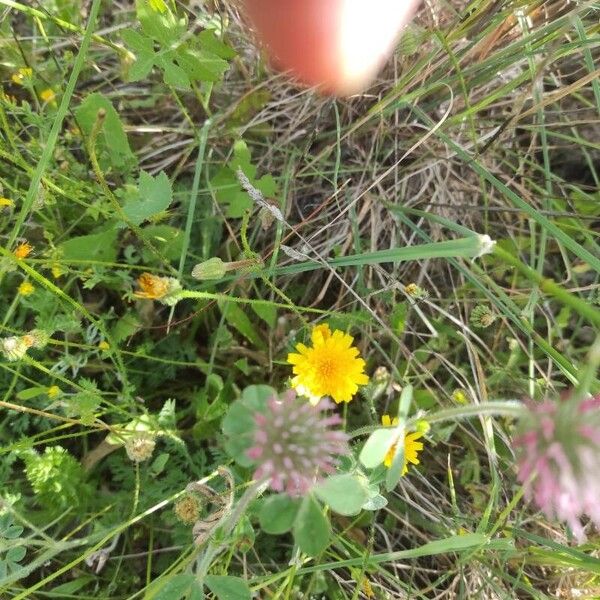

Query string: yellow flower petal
382 426 425 475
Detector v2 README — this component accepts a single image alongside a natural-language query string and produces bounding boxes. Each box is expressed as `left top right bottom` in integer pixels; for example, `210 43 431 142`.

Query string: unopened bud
191 257 227 281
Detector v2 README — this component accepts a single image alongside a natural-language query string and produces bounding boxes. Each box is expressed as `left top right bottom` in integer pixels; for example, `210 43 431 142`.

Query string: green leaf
205 575 251 600
142 225 184 261
314 474 368 516
16 387 46 400
211 167 251 218
121 29 155 81
111 312 142 344
259 494 301 534
359 428 397 469
59 229 119 262
157 53 191 89
241 384 275 404
67 389 102 425
176 47 228 82
198 29 236 59
251 303 277 328
136 0 184 46
219 302 265 350
149 574 195 600
123 171 173 226
293 495 330 557
50 576 96 595
75 93 137 172
6 546 26 563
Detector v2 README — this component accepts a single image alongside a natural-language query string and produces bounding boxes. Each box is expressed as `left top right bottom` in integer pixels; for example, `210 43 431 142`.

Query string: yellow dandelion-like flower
11 67 32 85
40 88 56 105
381 414 424 475
13 242 33 259
18 281 35 296
287 323 369 405
47 385 61 398
134 272 171 300
0 197 13 209
98 340 110 351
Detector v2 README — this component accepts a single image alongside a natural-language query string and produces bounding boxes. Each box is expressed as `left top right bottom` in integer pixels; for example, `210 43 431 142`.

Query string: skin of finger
240 0 422 95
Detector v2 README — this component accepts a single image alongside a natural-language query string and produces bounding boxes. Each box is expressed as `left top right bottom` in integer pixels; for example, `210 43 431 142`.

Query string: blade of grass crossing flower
385 385 413 491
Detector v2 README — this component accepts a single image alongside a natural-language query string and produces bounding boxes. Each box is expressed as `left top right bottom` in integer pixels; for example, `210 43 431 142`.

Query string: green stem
195 479 267 586
350 401 524 439
493 245 600 329
176 289 329 315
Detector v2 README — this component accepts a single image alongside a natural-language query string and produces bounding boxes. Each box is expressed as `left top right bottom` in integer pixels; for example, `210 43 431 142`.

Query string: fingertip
241 0 421 95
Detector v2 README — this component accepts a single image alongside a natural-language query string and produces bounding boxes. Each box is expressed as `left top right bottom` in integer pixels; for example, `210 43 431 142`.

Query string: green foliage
314 474 368 516
75 93 137 172
121 1 234 90
205 575 251 600
58 229 119 262
210 140 278 217
293 495 331 557
23 447 89 513
2 0 600 598
123 171 173 226
259 494 300 534
0 514 26 579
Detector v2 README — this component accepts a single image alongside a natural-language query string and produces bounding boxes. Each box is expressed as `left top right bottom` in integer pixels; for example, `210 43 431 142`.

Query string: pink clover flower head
515 393 600 541
246 389 349 496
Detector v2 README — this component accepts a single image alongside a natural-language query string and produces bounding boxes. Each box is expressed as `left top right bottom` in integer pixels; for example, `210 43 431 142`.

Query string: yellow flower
40 88 56 105
149 0 168 12
287 323 369 404
381 415 424 475
18 281 35 296
98 340 110 351
134 272 171 300
11 67 32 85
14 242 33 259
47 385 61 398
0 197 13 209
51 263 64 278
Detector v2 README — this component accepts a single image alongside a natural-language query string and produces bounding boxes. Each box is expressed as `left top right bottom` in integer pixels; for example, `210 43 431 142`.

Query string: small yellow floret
40 88 56 104
98 341 110 351
0 198 13 209
11 67 32 85
47 385 61 398
18 281 35 296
